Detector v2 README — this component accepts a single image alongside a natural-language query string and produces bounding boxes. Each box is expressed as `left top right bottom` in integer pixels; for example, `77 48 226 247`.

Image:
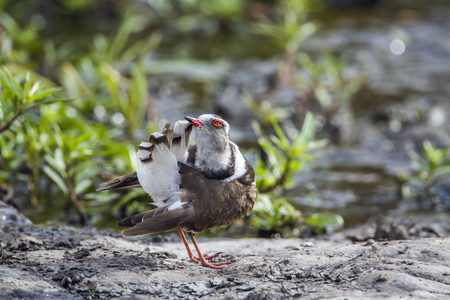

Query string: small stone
71 274 82 283
363 239 375 246
376 274 388 282
398 246 409 254
74 248 90 259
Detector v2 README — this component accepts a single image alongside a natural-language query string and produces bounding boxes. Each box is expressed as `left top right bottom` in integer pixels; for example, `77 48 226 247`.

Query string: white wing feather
136 120 192 207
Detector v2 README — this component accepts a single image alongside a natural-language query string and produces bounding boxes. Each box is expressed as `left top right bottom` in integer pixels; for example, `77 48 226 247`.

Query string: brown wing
96 171 140 191
116 159 257 236
118 202 196 236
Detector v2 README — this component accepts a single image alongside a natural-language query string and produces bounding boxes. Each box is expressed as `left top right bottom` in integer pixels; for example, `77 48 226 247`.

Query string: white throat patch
222 142 247 182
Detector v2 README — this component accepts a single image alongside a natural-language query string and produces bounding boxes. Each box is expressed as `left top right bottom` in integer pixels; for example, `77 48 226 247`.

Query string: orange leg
178 229 199 263
188 232 231 269
178 229 224 262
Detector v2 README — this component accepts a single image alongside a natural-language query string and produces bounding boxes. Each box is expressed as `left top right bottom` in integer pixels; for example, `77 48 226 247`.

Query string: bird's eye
212 120 223 127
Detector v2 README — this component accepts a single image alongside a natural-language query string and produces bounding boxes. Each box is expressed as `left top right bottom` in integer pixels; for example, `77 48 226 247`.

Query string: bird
97 114 257 269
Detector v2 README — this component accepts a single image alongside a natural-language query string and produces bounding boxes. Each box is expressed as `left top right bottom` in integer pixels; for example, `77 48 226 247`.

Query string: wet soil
1 203 449 299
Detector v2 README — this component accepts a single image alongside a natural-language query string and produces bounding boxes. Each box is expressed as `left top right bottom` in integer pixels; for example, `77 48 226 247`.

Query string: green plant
90 10 161 66
0 67 139 224
294 53 364 123
41 118 101 225
251 194 302 236
0 68 67 204
98 62 151 137
305 213 344 234
402 140 450 207
251 0 319 85
252 194 344 237
244 96 344 236
16 123 50 205
0 129 23 202
251 0 364 143
0 11 44 67
59 12 160 137
0 12 160 220
253 110 327 193
0 68 65 134
410 140 450 185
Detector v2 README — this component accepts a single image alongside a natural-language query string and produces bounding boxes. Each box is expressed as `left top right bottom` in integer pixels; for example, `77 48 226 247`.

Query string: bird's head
185 114 230 151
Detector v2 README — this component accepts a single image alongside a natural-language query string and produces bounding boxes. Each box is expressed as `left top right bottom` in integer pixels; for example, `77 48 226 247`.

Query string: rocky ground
1 202 449 299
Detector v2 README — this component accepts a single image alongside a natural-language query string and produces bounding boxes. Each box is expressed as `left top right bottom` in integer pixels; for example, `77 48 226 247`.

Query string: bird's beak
185 116 203 127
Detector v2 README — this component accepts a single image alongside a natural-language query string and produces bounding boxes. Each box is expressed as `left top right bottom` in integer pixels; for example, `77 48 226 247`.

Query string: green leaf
0 67 21 96
74 178 93 195
306 214 344 228
270 118 289 148
43 165 68 195
297 112 315 145
435 166 450 178
423 140 446 166
27 81 42 99
314 87 332 109
44 149 66 176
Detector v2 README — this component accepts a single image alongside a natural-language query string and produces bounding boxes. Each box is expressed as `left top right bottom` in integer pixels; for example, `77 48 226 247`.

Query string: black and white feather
136 120 192 206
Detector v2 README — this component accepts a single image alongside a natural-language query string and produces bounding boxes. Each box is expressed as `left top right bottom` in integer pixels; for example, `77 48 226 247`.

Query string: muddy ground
1 203 449 299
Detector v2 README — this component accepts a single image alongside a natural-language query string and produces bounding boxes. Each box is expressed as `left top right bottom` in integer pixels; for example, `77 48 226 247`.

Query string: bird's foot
203 252 223 260
187 254 200 263
188 252 230 269
199 260 231 269
184 232 231 269
189 251 223 262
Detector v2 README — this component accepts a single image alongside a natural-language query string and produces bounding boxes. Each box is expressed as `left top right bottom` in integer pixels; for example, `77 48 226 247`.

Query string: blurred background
1 0 449 238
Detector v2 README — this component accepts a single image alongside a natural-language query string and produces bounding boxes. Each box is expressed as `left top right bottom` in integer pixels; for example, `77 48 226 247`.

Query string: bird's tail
96 171 140 191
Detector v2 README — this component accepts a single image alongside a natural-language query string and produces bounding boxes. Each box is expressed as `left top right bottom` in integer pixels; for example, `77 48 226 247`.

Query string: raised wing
97 120 193 207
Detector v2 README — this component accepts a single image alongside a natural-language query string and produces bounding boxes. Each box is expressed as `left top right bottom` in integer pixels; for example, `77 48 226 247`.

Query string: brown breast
179 162 257 233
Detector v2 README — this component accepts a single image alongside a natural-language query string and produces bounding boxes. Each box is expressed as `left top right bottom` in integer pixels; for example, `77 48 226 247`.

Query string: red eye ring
212 120 223 127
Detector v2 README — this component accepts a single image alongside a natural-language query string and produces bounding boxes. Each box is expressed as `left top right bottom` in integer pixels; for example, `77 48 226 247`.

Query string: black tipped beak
185 116 203 126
